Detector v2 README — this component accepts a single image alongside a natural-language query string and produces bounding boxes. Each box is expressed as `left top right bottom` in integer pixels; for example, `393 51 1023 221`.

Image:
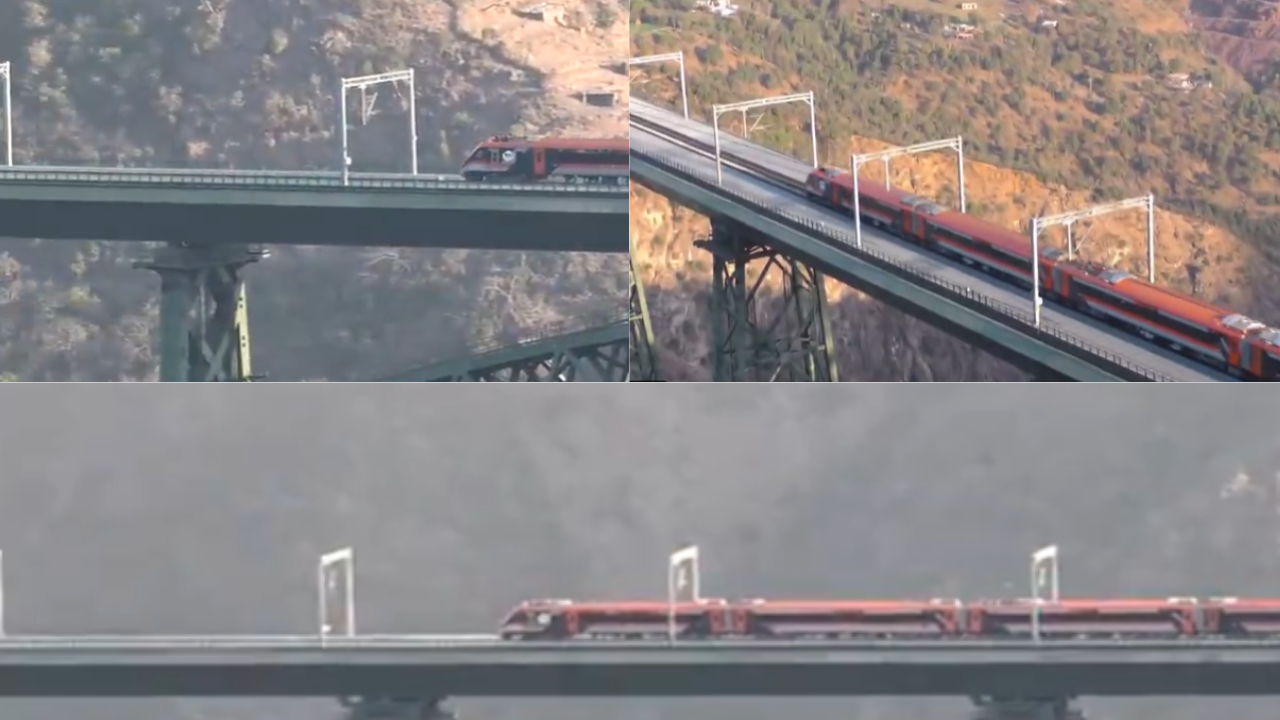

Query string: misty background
0 385 1275 720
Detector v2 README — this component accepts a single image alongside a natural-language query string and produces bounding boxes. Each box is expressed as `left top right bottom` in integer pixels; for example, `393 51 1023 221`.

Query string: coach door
533 148 547 179
907 210 925 241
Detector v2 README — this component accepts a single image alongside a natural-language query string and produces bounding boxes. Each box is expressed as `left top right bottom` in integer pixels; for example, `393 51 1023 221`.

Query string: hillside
0 0 626 381
630 0 1280 380
4 386 1280 720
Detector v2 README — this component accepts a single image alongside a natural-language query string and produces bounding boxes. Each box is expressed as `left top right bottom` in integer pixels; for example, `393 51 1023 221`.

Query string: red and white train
803 167 1280 380
498 596 1280 640
460 135 628 185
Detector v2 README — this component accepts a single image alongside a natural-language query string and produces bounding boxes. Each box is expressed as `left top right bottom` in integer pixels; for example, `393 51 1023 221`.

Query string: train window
1221 314 1265 333
901 195 933 209
1098 269 1131 285
1256 328 1280 347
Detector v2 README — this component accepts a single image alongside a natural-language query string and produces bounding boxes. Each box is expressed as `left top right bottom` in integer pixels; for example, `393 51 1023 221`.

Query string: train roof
930 207 1033 256
737 599 960 609
974 597 1204 608
512 599 727 610
816 169 1033 257
1066 264 1240 331
478 136 627 151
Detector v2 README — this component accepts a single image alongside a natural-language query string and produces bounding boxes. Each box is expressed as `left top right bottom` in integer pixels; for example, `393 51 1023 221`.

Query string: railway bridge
627 53 1236 383
0 166 629 382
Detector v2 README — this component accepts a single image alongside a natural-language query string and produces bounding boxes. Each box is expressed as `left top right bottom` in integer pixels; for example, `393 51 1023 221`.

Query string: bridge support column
971 696 1084 720
340 696 457 720
700 218 838 382
629 233 660 381
135 244 264 382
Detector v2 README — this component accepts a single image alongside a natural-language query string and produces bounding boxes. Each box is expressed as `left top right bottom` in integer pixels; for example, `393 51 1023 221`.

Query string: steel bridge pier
699 217 838 382
629 232 660 381
136 244 263 382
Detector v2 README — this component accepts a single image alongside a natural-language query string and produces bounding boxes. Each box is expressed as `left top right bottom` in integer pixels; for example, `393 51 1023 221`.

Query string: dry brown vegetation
631 0 1280 379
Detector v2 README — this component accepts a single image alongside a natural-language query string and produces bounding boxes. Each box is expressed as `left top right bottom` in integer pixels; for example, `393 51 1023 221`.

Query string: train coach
803 166 1280 380
498 596 1280 640
460 135 628 185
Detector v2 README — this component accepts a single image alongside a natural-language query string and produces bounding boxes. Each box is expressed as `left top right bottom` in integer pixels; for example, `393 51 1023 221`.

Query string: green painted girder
0 637 1275 696
0 167 627 252
628 151 1164 382
373 320 629 381
135 244 260 382
628 233 661 381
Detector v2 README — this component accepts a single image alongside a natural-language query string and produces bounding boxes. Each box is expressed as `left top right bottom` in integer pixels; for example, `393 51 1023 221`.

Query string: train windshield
1221 313 1265 334
1255 328 1280 347
1097 269 1132 285
465 145 515 164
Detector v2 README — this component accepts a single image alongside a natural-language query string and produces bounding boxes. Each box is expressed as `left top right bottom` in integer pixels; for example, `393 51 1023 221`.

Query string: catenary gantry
0 636 1274 696
628 98 1233 383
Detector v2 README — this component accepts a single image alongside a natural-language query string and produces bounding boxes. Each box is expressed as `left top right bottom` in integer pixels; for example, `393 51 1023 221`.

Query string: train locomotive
803 166 1280 380
498 596 1280 641
460 135 628 186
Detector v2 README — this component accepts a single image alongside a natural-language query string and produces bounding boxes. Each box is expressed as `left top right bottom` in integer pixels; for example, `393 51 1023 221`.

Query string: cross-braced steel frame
970 696 1085 720
629 234 661 381
699 219 837 381
135 244 264 382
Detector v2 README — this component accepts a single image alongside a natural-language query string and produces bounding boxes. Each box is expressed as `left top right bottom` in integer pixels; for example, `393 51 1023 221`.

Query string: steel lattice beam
700 218 838 382
970 697 1085 720
135 244 263 382
629 233 660 381
374 321 629 381
340 696 457 720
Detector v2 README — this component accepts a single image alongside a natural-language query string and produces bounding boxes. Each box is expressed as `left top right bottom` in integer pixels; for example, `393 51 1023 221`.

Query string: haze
0 385 1274 720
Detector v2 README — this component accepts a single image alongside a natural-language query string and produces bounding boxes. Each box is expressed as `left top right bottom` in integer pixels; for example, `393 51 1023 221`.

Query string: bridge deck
0 167 627 253
0 636 1274 696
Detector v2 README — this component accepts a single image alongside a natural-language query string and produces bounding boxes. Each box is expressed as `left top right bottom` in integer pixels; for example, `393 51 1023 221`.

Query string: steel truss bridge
0 166 629 382
373 318 629 381
626 90 1235 383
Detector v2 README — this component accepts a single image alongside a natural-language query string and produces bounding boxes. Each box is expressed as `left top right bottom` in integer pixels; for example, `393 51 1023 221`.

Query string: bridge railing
630 146 1177 382
0 165 628 194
